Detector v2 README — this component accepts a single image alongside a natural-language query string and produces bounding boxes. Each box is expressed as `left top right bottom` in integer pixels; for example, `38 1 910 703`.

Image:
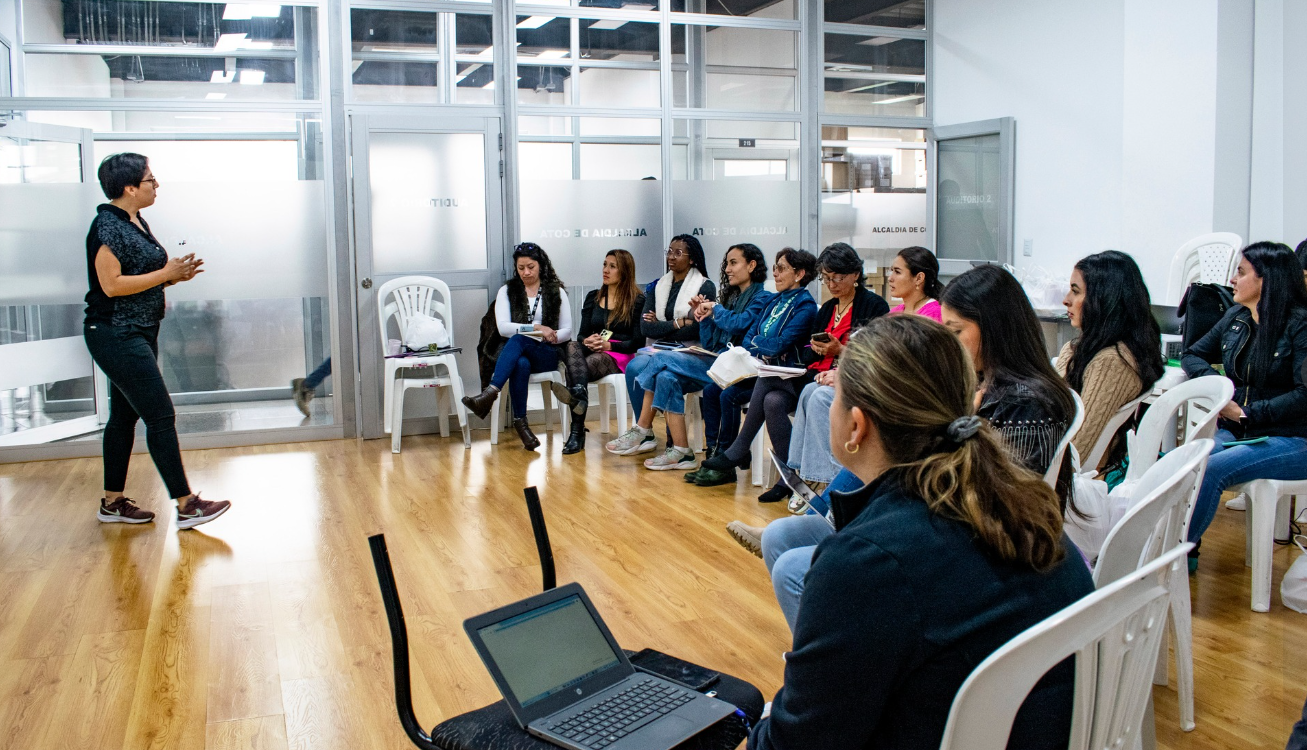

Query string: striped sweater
1056 341 1143 470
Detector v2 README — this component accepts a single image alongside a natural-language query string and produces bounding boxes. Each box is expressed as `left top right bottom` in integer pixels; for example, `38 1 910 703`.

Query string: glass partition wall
0 0 931 455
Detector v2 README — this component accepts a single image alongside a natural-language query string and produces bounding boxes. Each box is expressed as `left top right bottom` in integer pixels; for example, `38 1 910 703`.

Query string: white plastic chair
684 391 704 453
1233 478 1307 613
1045 391 1085 489
939 543 1191 750
1078 387 1153 473
1119 376 1231 732
1165 232 1243 305
378 276 470 452
595 373 631 435
489 368 570 445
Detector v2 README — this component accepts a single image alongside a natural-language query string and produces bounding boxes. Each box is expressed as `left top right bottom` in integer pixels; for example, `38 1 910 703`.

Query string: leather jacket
1181 305 1307 438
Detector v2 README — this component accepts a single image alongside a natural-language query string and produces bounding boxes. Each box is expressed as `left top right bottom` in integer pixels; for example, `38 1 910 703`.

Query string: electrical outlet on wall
1023 239 1033 257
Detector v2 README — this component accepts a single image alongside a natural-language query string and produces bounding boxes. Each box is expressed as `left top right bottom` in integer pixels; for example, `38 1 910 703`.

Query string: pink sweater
890 299 942 321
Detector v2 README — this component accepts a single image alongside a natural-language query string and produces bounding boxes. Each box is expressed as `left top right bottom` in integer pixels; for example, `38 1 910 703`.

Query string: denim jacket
740 288 818 366
699 283 771 353
1181 305 1307 438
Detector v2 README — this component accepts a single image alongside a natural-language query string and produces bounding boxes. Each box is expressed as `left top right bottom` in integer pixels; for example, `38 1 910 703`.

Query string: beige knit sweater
1055 341 1143 470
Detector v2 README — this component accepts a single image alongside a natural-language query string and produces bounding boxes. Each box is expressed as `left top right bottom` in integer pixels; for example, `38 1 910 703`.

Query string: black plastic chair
368 487 764 750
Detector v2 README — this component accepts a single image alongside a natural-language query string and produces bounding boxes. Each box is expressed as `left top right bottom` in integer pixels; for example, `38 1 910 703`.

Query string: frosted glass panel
672 181 800 275
937 134 1001 262
0 183 100 305
820 192 928 254
369 132 489 274
519 180 663 284
0 137 82 183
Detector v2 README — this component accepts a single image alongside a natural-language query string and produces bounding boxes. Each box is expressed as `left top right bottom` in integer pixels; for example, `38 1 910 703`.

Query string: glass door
350 115 506 439
928 118 1015 276
0 119 104 447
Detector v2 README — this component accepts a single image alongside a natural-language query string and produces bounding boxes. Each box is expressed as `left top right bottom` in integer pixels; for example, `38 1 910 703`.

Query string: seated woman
606 244 771 470
692 249 821 493
757 265 1078 632
463 243 572 450
747 315 1093 750
1182 241 1307 570
1056 250 1165 472
887 245 943 320
553 249 646 455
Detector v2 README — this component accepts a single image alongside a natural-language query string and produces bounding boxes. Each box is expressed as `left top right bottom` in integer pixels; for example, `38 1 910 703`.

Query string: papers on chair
517 330 546 340
757 364 807 379
682 346 718 358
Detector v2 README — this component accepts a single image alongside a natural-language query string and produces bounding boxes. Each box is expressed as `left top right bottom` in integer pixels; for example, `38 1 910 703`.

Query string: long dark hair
670 233 709 277
719 243 767 307
1242 241 1307 386
839 316 1067 570
1066 251 1165 395
512 242 563 288
898 246 944 299
940 265 1076 423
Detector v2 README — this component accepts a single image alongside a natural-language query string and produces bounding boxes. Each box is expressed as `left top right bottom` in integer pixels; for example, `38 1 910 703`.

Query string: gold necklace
831 298 854 327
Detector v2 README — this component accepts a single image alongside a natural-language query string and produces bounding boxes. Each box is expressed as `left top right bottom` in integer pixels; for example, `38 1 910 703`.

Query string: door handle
361 278 372 289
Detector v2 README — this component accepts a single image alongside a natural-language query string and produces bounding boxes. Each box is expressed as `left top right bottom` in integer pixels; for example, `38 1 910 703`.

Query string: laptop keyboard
544 677 695 749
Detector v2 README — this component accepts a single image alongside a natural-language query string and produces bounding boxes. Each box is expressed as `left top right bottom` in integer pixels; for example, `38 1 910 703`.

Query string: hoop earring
843 440 859 455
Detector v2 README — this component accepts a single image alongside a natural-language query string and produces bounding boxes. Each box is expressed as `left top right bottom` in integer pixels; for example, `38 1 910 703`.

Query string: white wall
933 0 1127 282
1250 0 1307 248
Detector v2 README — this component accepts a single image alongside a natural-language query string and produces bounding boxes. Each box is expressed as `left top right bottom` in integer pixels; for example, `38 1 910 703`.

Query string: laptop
464 582 736 750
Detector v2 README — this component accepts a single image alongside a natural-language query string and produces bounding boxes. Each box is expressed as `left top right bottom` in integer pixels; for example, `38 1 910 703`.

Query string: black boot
568 385 589 417
513 417 540 450
462 385 499 420
562 417 587 455
549 380 574 405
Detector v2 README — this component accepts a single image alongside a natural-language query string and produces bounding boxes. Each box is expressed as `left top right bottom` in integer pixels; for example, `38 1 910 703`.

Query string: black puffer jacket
1181 305 1307 438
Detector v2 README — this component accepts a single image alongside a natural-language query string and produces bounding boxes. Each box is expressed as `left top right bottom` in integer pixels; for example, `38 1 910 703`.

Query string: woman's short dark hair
512 242 564 288
719 243 767 307
1295 238 1307 272
670 234 709 277
1241 241 1307 386
818 242 864 286
97 153 150 200
776 247 818 287
897 246 944 299
1066 250 1166 396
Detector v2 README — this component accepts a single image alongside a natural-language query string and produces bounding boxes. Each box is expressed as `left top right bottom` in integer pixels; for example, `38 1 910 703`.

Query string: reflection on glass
579 19 659 62
517 16 571 59
0 138 82 184
455 14 495 54
25 53 311 100
23 0 298 48
351 9 438 53
823 34 925 115
517 65 572 104
937 134 1000 262
672 25 798 111
819 126 928 265
824 34 924 75
823 78 924 116
669 0 795 20
824 0 925 28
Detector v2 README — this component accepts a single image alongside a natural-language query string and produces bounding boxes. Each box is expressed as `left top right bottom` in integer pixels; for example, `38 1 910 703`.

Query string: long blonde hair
837 315 1066 570
599 249 640 327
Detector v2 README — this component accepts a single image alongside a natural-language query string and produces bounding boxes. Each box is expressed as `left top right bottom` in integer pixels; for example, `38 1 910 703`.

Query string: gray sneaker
291 378 314 417
606 427 656 455
644 446 696 471
726 520 764 558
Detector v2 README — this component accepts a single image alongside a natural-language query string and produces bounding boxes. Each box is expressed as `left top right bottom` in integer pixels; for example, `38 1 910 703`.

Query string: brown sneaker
176 495 231 530
726 521 765 559
291 378 314 417
98 497 155 524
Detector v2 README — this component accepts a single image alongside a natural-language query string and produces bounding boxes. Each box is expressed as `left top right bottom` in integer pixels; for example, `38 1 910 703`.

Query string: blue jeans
1187 429 1307 544
633 351 714 416
489 335 560 418
84 322 192 499
787 382 841 484
702 379 754 454
1288 692 1307 750
804 466 863 518
761 514 835 634
304 357 332 389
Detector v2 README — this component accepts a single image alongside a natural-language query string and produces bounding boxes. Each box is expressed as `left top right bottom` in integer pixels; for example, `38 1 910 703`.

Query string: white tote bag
707 344 760 388
403 313 450 350
1282 535 1307 614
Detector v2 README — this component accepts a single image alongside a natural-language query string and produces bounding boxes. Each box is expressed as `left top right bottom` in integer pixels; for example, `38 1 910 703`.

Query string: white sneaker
606 426 656 456
644 446 696 471
1226 494 1247 511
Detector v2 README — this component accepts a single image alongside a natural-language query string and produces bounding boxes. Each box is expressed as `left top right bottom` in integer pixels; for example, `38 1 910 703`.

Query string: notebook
464 582 736 750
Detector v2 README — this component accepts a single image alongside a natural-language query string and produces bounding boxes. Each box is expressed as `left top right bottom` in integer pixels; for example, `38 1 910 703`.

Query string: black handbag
1177 282 1234 350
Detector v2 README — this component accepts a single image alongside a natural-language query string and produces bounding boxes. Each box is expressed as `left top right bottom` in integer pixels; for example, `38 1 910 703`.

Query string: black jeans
84 322 191 499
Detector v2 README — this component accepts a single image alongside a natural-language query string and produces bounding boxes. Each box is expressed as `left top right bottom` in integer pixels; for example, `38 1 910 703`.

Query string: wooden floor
1 422 1305 750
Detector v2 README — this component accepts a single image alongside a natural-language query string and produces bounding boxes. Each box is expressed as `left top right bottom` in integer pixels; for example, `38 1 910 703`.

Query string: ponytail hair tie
946 415 983 444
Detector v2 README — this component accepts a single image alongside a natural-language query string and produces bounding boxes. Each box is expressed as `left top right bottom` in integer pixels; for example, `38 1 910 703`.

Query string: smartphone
811 332 833 343
629 649 720 691
600 329 614 342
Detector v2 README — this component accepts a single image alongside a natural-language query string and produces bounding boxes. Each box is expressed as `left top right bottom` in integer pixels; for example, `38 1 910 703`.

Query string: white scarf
654 268 706 322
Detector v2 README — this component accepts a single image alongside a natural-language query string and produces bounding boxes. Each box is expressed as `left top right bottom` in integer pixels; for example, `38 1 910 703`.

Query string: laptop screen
476 594 623 708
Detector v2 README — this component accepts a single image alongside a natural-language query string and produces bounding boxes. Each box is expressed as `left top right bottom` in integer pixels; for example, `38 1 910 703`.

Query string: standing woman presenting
85 153 232 529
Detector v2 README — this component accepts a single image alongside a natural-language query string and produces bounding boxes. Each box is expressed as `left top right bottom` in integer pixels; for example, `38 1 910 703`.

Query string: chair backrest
1124 376 1233 484
1092 439 1211 587
1078 385 1154 472
938 544 1190 750
377 275 455 348
1045 391 1085 488
1165 232 1243 304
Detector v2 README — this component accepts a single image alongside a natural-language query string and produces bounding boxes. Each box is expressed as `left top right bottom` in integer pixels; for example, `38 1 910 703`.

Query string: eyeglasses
820 272 852 285
666 248 686 258
772 264 793 274
140 177 159 187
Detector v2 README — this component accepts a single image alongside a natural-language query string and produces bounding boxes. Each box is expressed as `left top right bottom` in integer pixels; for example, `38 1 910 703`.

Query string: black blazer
748 471 1093 750
799 286 891 366
578 289 645 356
1181 304 1307 438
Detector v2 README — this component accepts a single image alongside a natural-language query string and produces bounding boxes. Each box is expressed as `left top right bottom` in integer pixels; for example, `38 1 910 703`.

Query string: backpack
1177 282 1234 350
